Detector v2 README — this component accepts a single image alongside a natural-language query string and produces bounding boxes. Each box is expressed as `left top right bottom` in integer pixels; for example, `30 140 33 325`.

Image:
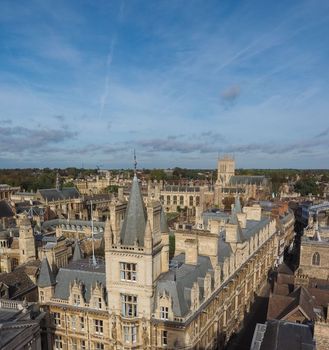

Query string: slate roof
53 260 106 303
38 257 56 288
155 254 213 317
38 187 80 201
0 200 14 218
229 175 267 186
163 185 200 192
256 320 315 350
120 175 147 246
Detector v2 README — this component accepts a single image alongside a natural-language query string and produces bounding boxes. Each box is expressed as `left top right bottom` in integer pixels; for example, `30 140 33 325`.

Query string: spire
38 257 56 287
120 174 147 246
72 240 83 261
160 208 169 233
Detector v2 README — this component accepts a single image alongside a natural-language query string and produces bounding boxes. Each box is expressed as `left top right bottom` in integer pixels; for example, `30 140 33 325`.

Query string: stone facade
298 236 329 280
38 174 280 350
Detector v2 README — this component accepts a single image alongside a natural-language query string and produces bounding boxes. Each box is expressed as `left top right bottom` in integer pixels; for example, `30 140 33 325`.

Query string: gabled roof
267 286 316 321
54 263 106 303
38 187 80 201
120 175 147 246
38 257 56 288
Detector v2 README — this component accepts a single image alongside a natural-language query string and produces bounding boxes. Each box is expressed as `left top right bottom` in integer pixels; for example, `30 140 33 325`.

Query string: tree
294 178 319 196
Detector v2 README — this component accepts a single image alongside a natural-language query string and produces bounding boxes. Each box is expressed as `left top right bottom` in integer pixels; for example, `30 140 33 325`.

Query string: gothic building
38 173 281 349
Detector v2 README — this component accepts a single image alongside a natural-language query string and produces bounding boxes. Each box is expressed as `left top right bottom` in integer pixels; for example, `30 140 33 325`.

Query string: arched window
312 252 320 266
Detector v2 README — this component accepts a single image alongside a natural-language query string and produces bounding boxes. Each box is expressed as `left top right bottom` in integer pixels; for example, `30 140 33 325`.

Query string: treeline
0 168 97 192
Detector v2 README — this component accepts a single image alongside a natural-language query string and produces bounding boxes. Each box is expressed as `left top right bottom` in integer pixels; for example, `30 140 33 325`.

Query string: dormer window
73 293 81 306
94 297 102 309
160 306 169 320
120 262 137 282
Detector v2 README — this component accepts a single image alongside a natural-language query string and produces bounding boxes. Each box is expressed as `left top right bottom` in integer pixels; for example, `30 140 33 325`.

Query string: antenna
134 149 137 175
90 200 97 267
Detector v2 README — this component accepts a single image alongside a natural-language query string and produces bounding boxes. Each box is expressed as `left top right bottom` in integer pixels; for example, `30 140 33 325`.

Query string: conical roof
160 208 169 233
72 240 83 261
38 257 56 287
120 174 147 246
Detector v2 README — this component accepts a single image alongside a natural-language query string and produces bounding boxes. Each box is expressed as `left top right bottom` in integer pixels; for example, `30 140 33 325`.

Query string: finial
134 149 137 175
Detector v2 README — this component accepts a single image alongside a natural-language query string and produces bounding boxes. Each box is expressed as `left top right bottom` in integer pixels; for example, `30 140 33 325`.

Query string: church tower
217 156 235 186
105 172 169 348
19 215 36 264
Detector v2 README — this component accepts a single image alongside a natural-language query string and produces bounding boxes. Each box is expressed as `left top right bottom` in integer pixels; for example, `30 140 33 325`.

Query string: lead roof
120 175 147 246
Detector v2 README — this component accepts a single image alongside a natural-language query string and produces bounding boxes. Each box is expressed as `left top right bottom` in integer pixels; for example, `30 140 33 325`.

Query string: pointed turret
313 220 322 242
234 196 242 214
72 240 83 261
120 174 147 246
38 257 56 288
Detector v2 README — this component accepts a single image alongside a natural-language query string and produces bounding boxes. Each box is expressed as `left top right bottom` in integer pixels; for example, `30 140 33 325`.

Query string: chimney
237 212 247 228
185 238 198 265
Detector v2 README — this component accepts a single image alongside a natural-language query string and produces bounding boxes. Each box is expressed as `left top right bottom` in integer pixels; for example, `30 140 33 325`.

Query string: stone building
214 156 270 207
0 215 36 273
38 173 280 350
0 184 20 200
154 156 270 214
36 187 83 220
298 227 329 280
0 298 45 350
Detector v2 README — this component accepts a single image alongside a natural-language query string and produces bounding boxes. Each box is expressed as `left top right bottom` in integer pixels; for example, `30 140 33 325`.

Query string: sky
0 0 329 169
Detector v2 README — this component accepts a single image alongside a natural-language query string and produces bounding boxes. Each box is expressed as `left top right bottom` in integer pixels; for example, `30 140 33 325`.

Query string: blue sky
0 0 329 169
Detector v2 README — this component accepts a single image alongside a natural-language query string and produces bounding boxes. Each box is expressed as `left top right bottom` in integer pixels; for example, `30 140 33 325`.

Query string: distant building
0 184 20 200
215 156 270 207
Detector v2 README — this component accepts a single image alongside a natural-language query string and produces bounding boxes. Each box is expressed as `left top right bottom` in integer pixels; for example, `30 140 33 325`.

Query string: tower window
121 294 138 317
120 262 137 281
123 324 137 343
312 252 320 266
